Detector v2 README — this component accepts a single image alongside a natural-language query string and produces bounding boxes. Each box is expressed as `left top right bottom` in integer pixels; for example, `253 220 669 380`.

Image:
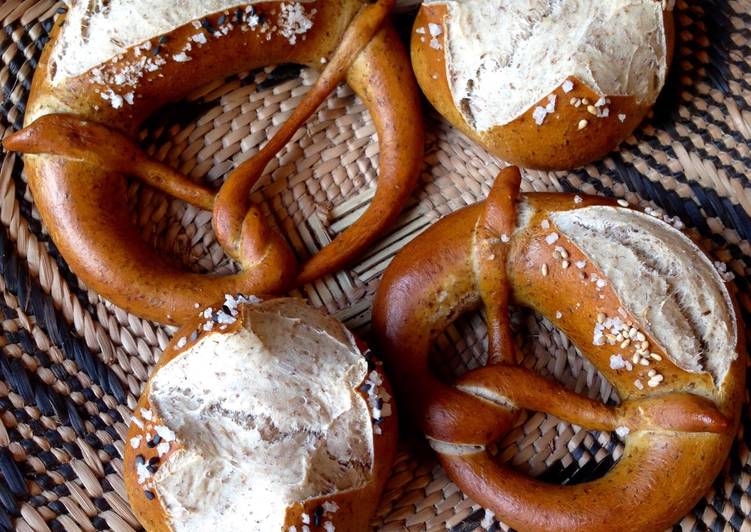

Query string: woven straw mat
0 1 750 531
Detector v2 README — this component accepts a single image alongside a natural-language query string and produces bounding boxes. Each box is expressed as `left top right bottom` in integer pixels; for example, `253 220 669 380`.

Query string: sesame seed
562 260 570 269
555 311 563 319
587 105 598 115
560 249 569 259
634 379 644 390
597 312 606 323
501 234 510 243
650 353 662 361
639 358 650 366
640 341 649 350
620 339 630 348
617 199 629 207
570 97 581 107
629 327 638 338
618 113 627 122
647 378 660 388
648 369 657 377
631 353 640 364
578 119 588 130
655 374 664 382
542 264 549 276
636 332 646 342
541 219 551 230
582 98 590 105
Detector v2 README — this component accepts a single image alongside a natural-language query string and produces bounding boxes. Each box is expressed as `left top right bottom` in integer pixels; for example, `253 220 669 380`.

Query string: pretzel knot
2 0 423 324
374 167 744 532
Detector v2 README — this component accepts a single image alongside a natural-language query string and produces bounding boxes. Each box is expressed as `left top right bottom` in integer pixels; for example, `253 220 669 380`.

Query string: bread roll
124 297 397 531
411 0 676 170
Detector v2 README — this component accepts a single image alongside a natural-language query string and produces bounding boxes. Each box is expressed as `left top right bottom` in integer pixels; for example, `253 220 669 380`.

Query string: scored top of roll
551 206 737 385
425 0 671 131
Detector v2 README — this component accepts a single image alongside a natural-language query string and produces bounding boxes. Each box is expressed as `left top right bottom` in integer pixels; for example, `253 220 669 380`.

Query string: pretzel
373 167 745 531
2 0 423 324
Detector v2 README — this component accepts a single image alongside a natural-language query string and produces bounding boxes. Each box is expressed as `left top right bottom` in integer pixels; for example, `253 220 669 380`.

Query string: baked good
373 166 744 531
411 1 675 170
2 0 423 324
124 297 397 531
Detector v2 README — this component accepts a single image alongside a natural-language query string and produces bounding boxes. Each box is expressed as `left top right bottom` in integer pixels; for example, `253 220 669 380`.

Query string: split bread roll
124 297 397 532
411 1 676 170
373 167 744 531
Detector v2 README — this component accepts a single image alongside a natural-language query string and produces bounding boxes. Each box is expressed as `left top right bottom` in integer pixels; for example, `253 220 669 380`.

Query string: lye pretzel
3 0 423 324
374 166 744 531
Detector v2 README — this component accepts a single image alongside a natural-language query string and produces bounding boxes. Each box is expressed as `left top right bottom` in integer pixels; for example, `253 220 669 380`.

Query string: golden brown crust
373 167 744 531
124 300 397 532
411 5 675 171
3 0 424 325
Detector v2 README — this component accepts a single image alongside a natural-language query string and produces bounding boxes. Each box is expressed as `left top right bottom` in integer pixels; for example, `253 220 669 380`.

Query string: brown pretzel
3 0 423 324
373 167 745 531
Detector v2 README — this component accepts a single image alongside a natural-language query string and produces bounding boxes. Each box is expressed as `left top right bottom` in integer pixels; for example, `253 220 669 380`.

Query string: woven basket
1 1 750 531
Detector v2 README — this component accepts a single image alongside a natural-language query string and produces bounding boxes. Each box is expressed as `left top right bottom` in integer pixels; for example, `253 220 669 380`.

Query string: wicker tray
0 1 749 531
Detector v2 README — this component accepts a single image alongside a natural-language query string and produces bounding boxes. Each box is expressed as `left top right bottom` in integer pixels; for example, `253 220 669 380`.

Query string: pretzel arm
3 114 215 211
213 0 396 259
457 365 730 435
473 167 522 365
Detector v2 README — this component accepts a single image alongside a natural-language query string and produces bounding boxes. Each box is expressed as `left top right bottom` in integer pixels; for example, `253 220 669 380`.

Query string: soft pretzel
410 1 675 170
124 297 397 531
373 167 744 531
2 0 423 324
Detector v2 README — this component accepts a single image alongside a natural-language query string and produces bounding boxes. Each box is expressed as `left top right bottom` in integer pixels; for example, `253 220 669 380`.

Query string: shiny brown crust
2 0 423 325
373 167 745 531
124 299 398 532
411 5 675 170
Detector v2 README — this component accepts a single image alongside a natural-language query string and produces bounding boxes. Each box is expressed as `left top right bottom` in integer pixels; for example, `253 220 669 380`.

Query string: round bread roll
124 297 397 531
373 168 744 531
411 1 676 170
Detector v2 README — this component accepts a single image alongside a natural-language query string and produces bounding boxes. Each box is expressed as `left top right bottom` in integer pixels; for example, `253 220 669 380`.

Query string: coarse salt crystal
545 94 557 113
545 233 559 245
157 441 171 456
609 354 626 370
561 80 574 93
141 409 153 421
155 424 177 442
322 501 339 514
173 52 191 62
428 23 442 37
130 436 141 449
615 426 630 438
532 106 547 125
541 219 550 230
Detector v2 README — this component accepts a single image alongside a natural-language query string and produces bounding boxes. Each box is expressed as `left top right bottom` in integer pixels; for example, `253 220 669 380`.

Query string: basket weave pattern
0 1 750 531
